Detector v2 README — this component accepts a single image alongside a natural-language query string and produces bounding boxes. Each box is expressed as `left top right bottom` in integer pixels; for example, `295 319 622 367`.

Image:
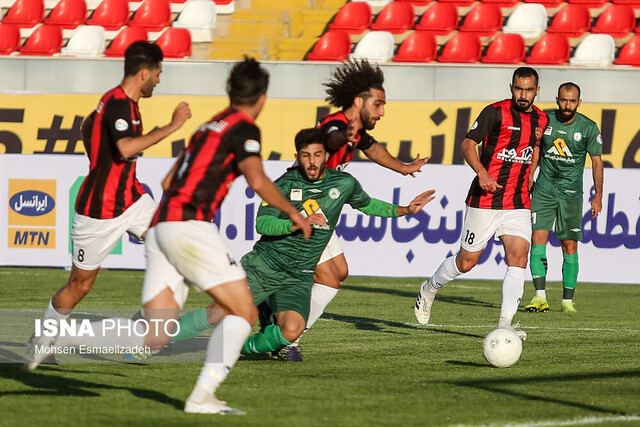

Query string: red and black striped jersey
465 99 549 210
151 107 261 225
76 86 146 219
316 111 376 171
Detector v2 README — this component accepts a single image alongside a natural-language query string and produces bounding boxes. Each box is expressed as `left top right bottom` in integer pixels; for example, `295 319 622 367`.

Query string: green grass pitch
0 267 639 426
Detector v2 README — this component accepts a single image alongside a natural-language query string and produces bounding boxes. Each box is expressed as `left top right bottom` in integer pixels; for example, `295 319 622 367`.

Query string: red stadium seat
614 34 640 65
613 0 640 6
130 0 172 32
396 0 432 5
19 24 63 55
437 0 475 7
306 30 351 61
547 4 591 37
155 27 191 58
2 0 45 29
45 0 87 29
415 2 458 35
393 31 437 62
438 32 482 63
460 3 503 36
591 4 635 38
525 33 570 64
0 24 21 54
329 2 372 35
481 33 525 63
105 26 148 57
481 0 520 8
371 2 415 34
87 0 129 30
524 0 565 8
568 0 609 7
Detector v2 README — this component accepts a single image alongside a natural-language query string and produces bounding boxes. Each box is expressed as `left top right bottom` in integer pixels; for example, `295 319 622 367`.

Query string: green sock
171 308 213 343
562 252 579 299
530 244 548 291
243 325 292 355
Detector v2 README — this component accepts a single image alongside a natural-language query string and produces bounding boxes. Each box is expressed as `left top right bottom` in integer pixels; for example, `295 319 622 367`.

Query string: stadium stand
590 4 635 38
329 1 372 34
155 27 192 57
438 32 482 63
0 23 21 54
393 31 437 62
481 33 526 63
546 4 591 37
86 0 129 31
19 23 62 55
459 3 503 36
370 1 415 34
502 3 548 39
44 0 87 29
526 33 570 64
615 34 640 65
104 26 148 56
306 29 351 61
2 0 45 29
414 2 459 35
129 0 173 32
569 33 615 65
60 24 106 55
171 0 217 42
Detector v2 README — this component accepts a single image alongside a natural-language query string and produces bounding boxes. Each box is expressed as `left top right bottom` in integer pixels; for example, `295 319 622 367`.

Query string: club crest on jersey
329 188 340 199
544 126 552 135
535 127 543 140
597 134 603 144
290 189 302 201
469 121 478 131
244 139 260 153
573 132 582 142
115 119 129 131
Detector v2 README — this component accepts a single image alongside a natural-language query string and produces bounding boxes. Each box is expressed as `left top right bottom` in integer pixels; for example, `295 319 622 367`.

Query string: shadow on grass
445 369 640 416
342 285 495 309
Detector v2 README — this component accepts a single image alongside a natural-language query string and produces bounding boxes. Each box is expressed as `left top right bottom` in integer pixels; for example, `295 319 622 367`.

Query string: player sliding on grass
158 128 435 361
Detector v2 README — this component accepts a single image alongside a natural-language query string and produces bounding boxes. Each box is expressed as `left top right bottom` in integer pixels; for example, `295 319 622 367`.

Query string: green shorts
241 250 312 322
531 190 583 241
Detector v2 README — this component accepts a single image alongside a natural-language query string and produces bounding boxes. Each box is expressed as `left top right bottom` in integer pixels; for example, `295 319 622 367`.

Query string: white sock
497 266 525 328
293 283 339 345
425 255 462 293
191 315 251 401
562 298 572 304
44 299 69 321
536 290 547 299
56 318 146 348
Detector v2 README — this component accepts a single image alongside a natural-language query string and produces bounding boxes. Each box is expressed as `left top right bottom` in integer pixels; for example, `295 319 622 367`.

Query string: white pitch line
453 414 640 427
404 322 640 333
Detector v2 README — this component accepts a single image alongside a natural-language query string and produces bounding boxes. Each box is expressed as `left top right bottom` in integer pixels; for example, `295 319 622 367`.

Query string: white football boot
414 280 436 325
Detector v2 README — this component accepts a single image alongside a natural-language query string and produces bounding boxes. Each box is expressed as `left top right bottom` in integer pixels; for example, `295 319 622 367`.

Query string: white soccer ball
482 328 522 368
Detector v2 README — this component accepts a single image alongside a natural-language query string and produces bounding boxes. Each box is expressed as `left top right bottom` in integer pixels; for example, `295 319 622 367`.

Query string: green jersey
535 110 602 199
253 167 397 281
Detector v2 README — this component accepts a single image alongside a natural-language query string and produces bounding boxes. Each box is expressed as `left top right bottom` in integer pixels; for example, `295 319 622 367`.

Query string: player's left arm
590 155 603 218
529 146 540 191
362 142 429 177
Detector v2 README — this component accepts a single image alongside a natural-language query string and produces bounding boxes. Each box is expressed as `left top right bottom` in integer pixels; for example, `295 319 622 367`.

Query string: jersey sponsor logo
470 121 478 131
329 188 341 199
535 127 542 140
508 126 521 131
597 134 603 144
301 199 330 230
244 139 260 153
574 132 582 142
544 126 552 135
290 189 302 201
546 139 576 163
496 146 533 164
115 119 129 131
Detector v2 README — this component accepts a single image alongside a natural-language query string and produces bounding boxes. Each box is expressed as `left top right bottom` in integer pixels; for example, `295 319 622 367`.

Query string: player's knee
67 276 95 299
227 303 258 325
457 257 477 273
280 321 305 342
337 264 348 282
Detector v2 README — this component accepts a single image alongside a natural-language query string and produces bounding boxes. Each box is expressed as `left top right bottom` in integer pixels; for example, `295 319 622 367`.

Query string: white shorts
71 193 156 270
318 231 344 265
141 221 246 306
460 206 531 252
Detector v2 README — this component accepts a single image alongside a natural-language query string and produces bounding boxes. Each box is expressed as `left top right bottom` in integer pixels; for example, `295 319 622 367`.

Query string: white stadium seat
503 3 548 39
351 30 394 62
570 33 616 66
172 0 217 42
60 25 106 56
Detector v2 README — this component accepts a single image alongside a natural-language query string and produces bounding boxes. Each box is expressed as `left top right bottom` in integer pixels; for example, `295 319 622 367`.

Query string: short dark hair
295 128 326 153
227 57 270 106
324 58 385 110
558 82 581 99
124 41 163 77
512 67 539 86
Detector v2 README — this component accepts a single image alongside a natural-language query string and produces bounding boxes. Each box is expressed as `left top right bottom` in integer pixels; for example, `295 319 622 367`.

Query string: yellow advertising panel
7 178 57 249
9 228 56 249
2 94 639 168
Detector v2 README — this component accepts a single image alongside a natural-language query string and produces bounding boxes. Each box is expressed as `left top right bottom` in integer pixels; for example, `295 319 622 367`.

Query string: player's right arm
464 105 502 192
115 102 191 159
528 145 540 191
321 119 357 151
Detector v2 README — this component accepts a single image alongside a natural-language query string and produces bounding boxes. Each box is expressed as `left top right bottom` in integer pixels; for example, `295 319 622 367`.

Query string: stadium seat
19 24 62 55
438 0 475 7
0 23 21 54
502 3 548 39
130 0 172 32
87 0 129 30
329 2 372 35
2 0 45 29
44 0 87 29
547 4 591 37
393 31 437 62
524 0 565 8
155 27 191 57
415 2 458 35
438 32 482 63
60 24 106 55
371 2 415 34
615 34 640 65
481 0 520 8
172 0 216 42
396 0 431 5
613 0 640 6
570 33 615 65
482 33 526 63
351 30 395 61
351 0 392 7
568 0 608 7
306 30 351 61
591 4 635 38
459 3 503 36
525 33 570 64
104 26 148 56
213 0 235 14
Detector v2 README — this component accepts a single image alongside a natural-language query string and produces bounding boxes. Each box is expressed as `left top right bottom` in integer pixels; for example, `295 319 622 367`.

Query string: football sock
43 299 69 321
304 283 339 331
55 318 146 349
171 308 214 343
243 324 292 355
192 315 251 399
426 255 461 293
497 266 525 328
562 253 578 300
530 244 548 292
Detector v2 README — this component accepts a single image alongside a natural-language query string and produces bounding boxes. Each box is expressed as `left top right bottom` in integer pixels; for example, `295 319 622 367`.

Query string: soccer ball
482 328 522 368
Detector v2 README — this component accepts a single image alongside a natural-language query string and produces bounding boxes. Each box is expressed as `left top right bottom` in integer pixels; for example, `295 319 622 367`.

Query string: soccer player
29 58 312 415
25 41 192 366
414 67 549 340
525 83 603 313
